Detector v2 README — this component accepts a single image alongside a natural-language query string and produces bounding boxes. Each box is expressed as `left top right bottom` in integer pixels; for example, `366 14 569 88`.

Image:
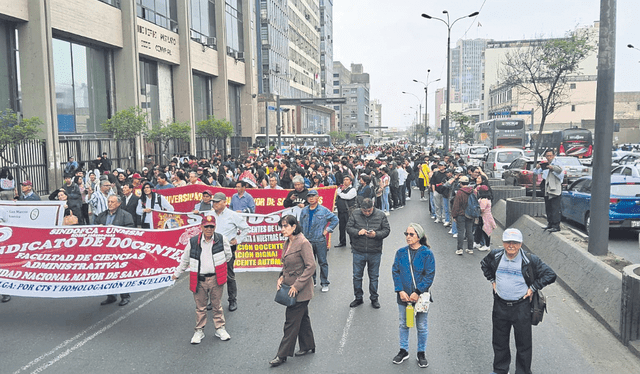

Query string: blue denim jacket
300 204 339 242
392 245 436 306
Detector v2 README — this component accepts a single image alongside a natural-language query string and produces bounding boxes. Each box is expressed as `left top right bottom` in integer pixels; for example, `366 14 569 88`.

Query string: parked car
523 149 535 158
611 151 635 165
501 157 543 195
554 156 591 185
484 148 525 178
463 145 489 166
561 175 640 235
615 153 640 166
611 165 640 177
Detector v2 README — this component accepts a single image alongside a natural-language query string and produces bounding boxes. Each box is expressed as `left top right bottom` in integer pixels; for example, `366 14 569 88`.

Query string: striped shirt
88 190 112 216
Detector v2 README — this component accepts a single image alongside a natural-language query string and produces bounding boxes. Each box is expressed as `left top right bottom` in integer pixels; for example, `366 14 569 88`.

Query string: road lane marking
337 308 355 355
14 287 172 374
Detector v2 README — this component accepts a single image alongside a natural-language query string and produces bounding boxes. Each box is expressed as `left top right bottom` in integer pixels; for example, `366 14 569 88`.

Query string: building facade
331 62 369 134
0 0 258 188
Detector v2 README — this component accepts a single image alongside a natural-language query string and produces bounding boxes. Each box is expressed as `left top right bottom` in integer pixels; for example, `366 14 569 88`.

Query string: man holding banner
210 192 250 312
172 215 233 344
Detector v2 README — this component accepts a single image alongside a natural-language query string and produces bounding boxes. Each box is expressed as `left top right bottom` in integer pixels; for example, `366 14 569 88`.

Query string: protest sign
0 201 66 227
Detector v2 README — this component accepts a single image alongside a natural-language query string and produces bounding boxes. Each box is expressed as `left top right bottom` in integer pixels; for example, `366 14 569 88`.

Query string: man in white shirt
210 192 250 312
264 175 283 189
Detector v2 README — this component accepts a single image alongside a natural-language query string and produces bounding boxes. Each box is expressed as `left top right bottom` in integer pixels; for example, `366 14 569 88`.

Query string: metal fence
59 138 137 173
0 139 49 196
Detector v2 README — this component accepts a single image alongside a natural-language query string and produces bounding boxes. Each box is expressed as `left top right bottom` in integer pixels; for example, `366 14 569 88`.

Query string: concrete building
332 62 369 134
318 0 333 98
450 39 487 107
288 0 320 98
582 92 640 144
0 0 258 189
369 98 382 137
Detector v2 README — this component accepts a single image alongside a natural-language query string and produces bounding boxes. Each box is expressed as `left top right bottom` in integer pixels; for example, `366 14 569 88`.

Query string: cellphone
540 163 549 170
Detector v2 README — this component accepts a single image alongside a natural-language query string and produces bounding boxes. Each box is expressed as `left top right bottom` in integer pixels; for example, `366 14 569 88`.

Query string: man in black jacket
346 198 391 309
480 228 556 374
120 183 140 227
335 175 357 248
95 195 135 306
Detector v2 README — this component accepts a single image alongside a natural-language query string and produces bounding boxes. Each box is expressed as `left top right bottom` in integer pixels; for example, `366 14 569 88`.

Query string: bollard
621 264 640 344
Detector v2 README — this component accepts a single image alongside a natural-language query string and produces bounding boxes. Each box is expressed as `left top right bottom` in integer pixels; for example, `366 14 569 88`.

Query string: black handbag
531 290 547 325
275 283 297 307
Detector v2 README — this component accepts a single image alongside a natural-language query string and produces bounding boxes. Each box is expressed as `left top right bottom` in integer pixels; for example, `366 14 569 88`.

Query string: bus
474 119 526 149
531 128 593 164
355 134 372 147
254 134 332 149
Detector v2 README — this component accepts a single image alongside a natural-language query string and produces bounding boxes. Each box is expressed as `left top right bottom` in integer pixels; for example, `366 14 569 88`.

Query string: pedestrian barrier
491 186 525 202
487 178 506 187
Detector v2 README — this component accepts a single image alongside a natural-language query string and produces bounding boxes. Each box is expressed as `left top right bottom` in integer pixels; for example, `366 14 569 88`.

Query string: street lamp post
403 92 422 143
629 44 640 62
422 10 479 152
413 70 441 145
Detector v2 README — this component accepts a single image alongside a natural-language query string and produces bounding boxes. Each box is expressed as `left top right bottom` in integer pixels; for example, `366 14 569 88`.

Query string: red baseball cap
132 173 142 179
21 180 32 186
201 215 216 226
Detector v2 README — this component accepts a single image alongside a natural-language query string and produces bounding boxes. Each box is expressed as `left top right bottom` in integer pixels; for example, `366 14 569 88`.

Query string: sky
332 0 640 131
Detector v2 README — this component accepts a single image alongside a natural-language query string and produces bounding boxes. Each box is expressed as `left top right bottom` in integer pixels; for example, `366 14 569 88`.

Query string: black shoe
269 356 287 367
417 352 429 368
543 224 552 230
393 349 409 364
228 300 237 312
100 296 117 305
548 227 560 233
118 298 130 306
294 348 315 356
371 299 381 309
334 243 346 248
1 295 11 302
207 301 213 311
349 299 364 308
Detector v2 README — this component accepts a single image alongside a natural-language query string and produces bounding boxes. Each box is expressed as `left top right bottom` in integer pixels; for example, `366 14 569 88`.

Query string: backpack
464 192 481 218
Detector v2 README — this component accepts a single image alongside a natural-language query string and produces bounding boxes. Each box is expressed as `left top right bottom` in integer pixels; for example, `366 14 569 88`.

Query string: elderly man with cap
300 189 339 293
172 215 233 344
17 180 40 201
210 192 250 312
480 228 556 374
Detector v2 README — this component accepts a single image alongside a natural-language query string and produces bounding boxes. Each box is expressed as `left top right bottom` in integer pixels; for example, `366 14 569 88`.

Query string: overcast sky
333 0 640 130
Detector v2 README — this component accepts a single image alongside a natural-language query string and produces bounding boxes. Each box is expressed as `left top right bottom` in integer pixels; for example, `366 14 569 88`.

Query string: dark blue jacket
392 245 435 306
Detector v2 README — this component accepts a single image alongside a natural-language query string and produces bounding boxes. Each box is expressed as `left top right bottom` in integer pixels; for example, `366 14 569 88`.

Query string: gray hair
107 194 122 204
292 175 304 184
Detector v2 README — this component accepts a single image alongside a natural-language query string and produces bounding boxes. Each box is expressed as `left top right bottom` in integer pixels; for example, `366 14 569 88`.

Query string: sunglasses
404 232 416 237
203 225 215 229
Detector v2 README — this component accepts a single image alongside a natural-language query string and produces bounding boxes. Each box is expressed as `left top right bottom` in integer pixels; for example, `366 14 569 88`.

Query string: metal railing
0 139 49 196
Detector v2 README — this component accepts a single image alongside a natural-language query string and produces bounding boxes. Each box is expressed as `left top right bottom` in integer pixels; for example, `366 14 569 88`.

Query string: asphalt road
2 197 640 374
560 218 640 264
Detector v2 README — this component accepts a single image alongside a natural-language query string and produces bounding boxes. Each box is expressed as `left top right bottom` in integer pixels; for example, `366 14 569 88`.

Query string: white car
611 165 640 178
484 148 526 178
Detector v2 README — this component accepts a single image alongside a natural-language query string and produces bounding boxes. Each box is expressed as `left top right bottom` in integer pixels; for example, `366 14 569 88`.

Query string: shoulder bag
531 290 546 325
407 248 431 313
275 283 297 307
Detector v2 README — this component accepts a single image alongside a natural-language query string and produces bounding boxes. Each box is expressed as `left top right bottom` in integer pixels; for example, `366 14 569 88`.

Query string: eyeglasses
404 232 416 237
203 225 215 229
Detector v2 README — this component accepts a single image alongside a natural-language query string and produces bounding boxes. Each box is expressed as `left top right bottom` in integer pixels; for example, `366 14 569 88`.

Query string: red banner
156 185 337 215
0 224 201 298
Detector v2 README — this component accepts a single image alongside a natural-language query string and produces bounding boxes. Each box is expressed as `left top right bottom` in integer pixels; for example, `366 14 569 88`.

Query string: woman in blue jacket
392 223 435 368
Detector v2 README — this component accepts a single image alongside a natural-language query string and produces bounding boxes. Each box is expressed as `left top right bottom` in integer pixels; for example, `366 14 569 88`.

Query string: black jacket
480 248 556 292
121 194 140 227
94 207 135 227
346 208 391 253
283 188 309 208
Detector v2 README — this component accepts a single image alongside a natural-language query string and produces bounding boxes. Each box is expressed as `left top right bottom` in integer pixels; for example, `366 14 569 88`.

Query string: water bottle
406 304 415 327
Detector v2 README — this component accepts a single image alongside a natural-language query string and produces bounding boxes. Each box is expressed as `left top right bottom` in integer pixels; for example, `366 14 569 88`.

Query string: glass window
137 0 178 32
98 0 120 7
53 39 111 134
191 0 216 44
0 23 20 113
193 73 212 123
139 59 160 125
228 84 241 135
225 0 244 53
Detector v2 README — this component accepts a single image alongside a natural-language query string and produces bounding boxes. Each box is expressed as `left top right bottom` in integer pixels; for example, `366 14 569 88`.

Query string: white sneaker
479 245 490 252
215 327 231 341
466 248 474 254
385 212 390 216
453 233 458 238
473 242 481 249
443 221 451 227
434 218 441 223
191 329 205 344
321 286 329 293
406 197 411 200
448 229 453 234
455 249 463 255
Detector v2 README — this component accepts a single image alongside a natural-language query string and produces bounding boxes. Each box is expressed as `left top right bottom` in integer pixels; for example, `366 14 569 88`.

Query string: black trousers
338 210 349 245
276 300 315 358
544 195 562 228
227 244 237 302
390 186 400 208
492 297 533 374
456 215 474 250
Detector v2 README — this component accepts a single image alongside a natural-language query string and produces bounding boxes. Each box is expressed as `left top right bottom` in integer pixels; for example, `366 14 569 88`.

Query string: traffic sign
267 106 276 111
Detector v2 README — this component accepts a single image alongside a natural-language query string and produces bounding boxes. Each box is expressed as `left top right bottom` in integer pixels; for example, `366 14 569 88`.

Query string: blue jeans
398 304 429 352
311 239 329 286
429 191 436 217
443 197 451 222
382 186 390 212
451 218 458 234
352 251 381 301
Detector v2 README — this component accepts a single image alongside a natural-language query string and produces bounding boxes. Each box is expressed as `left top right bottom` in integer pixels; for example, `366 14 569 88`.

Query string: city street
2 198 640 374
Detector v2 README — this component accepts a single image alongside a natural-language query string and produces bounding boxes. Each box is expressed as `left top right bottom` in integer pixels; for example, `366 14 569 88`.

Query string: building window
225 0 244 54
137 0 178 32
333 73 339 77
98 0 120 7
191 0 216 47
333 105 339 110
193 73 212 123
570 83 576 89
571 105 576 112
139 59 160 125
333 81 339 86
0 23 20 113
637 104 640 111
53 39 111 134
332 89 339 94
228 84 241 135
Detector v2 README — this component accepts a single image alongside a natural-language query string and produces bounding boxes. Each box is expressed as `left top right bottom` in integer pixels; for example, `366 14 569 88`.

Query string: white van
464 145 489 166
484 148 525 178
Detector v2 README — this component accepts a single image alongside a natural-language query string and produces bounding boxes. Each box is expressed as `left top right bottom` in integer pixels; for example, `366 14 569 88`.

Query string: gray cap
212 192 227 202
307 189 319 196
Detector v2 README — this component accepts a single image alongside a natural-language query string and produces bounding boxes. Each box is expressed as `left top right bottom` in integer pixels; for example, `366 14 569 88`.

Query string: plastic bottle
406 304 415 327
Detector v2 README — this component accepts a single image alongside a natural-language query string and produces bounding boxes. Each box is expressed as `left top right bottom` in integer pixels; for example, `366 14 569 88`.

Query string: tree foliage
451 111 474 144
0 109 41 153
102 107 148 140
329 130 346 143
196 116 233 151
146 121 191 153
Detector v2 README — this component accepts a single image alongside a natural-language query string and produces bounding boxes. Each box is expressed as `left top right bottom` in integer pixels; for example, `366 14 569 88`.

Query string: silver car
611 165 640 178
555 156 591 185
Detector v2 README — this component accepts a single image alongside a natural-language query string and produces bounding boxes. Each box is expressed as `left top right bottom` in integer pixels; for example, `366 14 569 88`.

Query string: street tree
0 109 42 171
102 106 148 153
196 115 233 156
451 111 474 144
499 27 594 199
146 121 191 160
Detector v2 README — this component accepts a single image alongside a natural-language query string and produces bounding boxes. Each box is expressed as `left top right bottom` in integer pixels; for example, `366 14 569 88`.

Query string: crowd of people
1 143 558 373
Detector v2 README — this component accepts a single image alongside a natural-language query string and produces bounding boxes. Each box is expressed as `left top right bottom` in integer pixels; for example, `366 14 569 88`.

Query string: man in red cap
172 215 233 344
18 180 40 201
